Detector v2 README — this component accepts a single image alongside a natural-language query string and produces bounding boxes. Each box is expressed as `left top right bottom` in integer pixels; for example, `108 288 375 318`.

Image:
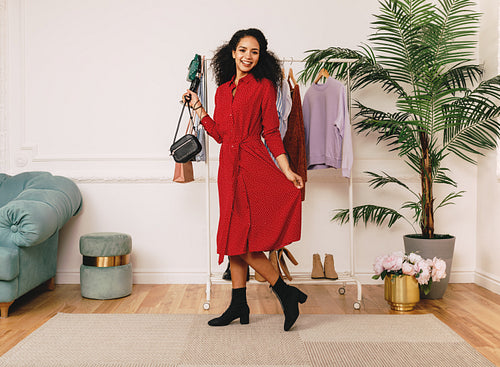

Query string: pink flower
408 253 422 264
373 251 447 288
416 259 431 285
402 261 417 276
431 257 447 282
373 255 386 275
382 253 403 272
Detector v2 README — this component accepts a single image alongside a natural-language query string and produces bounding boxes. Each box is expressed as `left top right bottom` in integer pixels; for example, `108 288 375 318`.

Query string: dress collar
229 73 255 87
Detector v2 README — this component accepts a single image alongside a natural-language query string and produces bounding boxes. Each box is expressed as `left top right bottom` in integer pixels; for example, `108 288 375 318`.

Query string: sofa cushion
0 172 52 208
0 246 19 281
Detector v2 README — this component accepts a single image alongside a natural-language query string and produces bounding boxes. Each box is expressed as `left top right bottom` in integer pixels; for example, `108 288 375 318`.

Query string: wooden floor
1 282 499 365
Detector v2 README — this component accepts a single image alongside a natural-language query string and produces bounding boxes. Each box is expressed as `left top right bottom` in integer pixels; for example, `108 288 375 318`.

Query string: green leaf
332 205 405 228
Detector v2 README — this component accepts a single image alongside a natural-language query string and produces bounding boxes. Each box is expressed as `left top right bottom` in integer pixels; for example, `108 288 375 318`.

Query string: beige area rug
0 313 494 367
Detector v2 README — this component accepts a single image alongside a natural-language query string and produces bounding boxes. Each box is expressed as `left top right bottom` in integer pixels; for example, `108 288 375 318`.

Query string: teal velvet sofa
0 172 82 318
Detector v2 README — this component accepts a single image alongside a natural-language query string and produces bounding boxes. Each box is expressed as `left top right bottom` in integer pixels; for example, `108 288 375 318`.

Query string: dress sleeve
261 79 286 158
200 115 223 144
200 88 223 144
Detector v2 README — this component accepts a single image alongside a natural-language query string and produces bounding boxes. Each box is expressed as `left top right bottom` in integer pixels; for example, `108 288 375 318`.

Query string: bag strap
172 98 196 145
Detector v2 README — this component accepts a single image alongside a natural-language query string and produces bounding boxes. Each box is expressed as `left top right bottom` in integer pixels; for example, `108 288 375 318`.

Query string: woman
183 28 307 331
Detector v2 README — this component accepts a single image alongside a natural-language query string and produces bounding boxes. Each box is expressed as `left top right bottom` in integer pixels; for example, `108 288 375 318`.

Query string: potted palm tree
300 0 500 298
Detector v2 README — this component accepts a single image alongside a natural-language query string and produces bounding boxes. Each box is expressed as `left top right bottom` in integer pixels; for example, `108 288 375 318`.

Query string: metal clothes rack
201 57 362 311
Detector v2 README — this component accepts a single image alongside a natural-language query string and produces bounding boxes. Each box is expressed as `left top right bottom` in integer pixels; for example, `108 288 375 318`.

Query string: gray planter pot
403 235 455 299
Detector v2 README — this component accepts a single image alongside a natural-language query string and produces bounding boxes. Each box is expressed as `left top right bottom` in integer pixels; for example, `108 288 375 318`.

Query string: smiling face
232 36 260 80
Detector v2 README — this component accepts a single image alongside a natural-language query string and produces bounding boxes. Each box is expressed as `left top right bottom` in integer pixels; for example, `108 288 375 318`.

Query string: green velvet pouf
79 232 132 300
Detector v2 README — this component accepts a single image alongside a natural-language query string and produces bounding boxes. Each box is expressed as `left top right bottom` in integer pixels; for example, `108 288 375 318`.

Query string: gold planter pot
384 274 420 311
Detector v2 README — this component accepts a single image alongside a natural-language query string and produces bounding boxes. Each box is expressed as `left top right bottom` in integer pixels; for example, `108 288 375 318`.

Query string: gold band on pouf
83 254 130 267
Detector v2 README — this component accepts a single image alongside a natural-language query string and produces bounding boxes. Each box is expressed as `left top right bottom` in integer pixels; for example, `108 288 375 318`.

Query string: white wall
476 0 500 294
0 0 498 293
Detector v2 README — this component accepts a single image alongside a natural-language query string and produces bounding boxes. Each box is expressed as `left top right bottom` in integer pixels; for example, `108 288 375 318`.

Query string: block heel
271 277 308 331
298 290 308 304
239 312 250 324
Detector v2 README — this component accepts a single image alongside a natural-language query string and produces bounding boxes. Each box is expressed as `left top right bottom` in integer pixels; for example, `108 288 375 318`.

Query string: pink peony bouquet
373 251 447 295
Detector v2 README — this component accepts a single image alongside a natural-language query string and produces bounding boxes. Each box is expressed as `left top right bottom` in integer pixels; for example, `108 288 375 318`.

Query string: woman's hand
284 170 304 190
183 90 200 109
182 90 207 120
275 154 303 189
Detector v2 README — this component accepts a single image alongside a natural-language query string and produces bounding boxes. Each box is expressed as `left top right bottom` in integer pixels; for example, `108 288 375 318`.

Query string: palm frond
429 0 479 70
366 171 419 198
401 200 422 224
299 46 407 95
435 191 465 210
332 205 407 228
370 0 435 86
298 47 364 85
434 167 457 187
353 102 423 156
443 75 500 163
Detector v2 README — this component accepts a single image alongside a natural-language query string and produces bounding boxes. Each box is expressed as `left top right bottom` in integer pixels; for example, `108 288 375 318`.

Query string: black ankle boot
271 277 307 331
208 287 250 326
222 261 231 280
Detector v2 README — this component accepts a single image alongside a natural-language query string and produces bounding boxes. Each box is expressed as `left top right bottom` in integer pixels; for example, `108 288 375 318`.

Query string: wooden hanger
288 68 297 87
313 68 330 84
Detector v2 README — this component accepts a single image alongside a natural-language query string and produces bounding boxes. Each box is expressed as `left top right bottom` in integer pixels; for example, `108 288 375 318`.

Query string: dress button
11 225 18 233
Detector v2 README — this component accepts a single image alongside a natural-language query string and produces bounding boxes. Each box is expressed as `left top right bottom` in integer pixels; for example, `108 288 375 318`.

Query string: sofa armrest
0 200 59 248
0 246 19 281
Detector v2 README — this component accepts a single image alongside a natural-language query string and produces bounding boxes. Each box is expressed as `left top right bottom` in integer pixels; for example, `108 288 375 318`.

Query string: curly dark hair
211 28 282 89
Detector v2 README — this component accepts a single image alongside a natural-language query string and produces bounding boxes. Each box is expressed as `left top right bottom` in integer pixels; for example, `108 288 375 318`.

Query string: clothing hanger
313 68 330 84
288 68 297 87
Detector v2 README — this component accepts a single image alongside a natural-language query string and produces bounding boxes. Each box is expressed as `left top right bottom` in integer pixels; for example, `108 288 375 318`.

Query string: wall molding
475 269 500 295
68 174 215 184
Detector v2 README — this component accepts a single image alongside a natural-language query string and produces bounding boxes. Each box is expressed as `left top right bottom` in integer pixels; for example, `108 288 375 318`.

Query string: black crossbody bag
170 99 202 163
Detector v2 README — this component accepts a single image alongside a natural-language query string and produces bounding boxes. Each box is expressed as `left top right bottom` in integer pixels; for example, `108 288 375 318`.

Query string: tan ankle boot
278 250 292 281
254 270 266 282
282 248 298 265
311 253 325 279
324 253 338 280
269 250 283 279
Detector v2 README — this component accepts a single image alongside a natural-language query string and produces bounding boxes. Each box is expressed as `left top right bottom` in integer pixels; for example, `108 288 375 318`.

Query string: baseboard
474 270 500 295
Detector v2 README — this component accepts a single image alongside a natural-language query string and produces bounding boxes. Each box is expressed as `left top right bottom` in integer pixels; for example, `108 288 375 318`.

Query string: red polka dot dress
201 73 302 264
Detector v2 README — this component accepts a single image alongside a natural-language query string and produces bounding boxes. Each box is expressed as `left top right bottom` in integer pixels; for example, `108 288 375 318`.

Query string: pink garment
303 77 353 177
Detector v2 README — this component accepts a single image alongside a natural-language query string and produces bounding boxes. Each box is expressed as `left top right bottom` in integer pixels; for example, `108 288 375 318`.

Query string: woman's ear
232 50 235 59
